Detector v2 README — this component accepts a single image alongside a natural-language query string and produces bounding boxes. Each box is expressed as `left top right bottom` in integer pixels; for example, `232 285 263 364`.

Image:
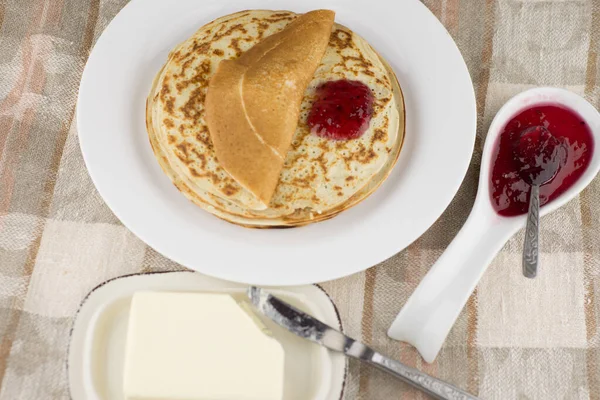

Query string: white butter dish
68 271 346 400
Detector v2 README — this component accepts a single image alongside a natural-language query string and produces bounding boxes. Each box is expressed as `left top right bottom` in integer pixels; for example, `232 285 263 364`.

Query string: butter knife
247 287 479 400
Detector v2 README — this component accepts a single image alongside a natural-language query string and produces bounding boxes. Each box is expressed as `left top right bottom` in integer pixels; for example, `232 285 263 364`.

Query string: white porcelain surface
388 87 600 363
68 271 346 400
77 0 476 285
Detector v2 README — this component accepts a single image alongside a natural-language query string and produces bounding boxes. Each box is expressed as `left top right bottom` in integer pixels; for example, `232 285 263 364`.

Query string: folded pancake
206 10 335 207
147 10 405 227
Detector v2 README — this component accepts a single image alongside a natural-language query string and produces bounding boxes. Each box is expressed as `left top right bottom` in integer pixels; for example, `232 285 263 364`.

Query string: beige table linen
1 0 600 398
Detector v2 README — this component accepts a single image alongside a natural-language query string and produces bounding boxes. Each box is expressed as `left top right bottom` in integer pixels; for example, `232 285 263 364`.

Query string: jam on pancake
308 80 374 140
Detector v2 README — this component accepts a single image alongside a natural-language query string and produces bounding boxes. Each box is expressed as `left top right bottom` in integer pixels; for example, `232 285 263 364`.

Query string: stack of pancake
146 9 405 227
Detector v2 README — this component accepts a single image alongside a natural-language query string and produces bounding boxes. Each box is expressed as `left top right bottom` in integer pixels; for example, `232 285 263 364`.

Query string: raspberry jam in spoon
490 104 594 217
307 80 374 140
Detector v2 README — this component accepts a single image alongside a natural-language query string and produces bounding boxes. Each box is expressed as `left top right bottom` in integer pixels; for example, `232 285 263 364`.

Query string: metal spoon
514 126 564 278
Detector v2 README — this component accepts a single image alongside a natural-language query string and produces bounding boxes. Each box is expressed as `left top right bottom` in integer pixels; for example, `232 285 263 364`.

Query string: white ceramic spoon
388 87 600 363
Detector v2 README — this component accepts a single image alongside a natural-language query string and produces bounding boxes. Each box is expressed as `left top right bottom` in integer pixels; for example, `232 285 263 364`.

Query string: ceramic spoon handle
388 205 513 363
522 184 540 278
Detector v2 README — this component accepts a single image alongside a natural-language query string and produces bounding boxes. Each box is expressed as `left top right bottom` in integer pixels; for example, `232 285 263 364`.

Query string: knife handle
366 351 479 400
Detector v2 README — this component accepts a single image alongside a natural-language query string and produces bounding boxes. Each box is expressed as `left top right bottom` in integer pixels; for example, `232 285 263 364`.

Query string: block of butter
123 291 285 400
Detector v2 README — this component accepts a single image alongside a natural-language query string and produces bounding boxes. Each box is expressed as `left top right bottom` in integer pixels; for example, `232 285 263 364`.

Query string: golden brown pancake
146 10 405 227
206 10 335 206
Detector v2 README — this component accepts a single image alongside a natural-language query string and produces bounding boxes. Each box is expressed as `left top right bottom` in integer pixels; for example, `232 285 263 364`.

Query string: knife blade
247 287 479 400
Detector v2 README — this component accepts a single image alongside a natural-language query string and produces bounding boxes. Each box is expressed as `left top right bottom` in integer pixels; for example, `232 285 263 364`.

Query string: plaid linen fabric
1 0 600 398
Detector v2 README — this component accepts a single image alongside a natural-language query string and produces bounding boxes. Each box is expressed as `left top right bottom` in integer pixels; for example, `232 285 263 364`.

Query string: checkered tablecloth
1 0 600 398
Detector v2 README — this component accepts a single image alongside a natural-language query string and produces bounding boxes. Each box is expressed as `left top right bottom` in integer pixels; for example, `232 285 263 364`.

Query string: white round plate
78 0 476 285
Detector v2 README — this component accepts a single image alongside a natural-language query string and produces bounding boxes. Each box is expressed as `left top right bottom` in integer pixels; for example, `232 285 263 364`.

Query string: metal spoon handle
523 184 540 278
367 352 479 399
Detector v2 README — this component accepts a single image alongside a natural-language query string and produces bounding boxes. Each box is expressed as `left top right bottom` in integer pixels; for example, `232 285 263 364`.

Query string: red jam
307 80 374 140
490 104 594 217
